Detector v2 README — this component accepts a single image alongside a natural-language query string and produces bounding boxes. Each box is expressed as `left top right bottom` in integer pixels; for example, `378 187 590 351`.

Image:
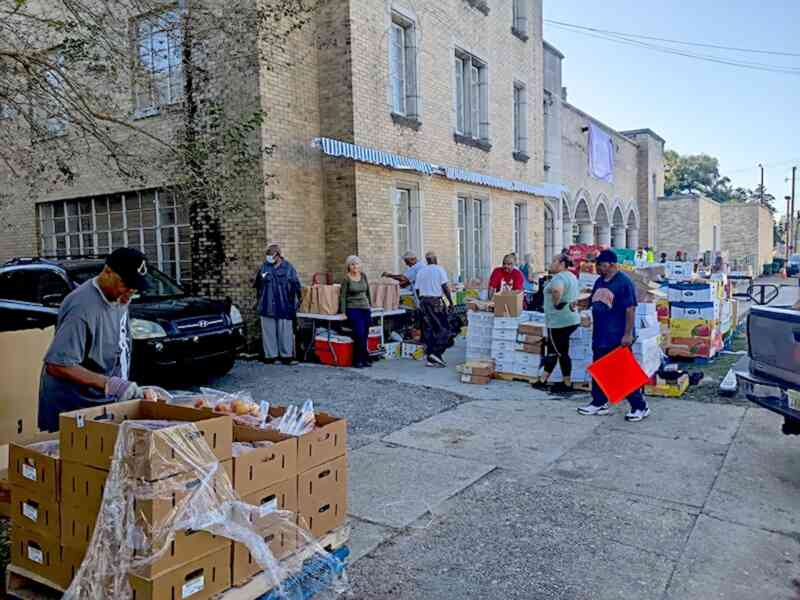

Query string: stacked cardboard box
666 280 726 359
460 360 495 384
491 316 523 374
9 400 348 597
544 325 592 384
466 310 494 361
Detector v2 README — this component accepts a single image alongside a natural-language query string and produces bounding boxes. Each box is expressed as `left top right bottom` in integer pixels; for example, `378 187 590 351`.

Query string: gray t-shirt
38 279 131 432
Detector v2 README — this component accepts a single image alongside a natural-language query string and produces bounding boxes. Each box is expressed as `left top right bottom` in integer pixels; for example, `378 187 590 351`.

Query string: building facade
541 42 665 263
657 194 775 271
1 1 669 333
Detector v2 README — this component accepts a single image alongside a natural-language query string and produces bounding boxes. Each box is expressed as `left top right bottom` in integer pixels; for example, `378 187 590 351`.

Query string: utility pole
786 196 792 262
758 163 765 205
791 166 796 254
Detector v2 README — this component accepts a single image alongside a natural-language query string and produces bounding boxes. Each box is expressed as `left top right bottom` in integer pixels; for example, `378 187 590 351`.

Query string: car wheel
211 354 236 376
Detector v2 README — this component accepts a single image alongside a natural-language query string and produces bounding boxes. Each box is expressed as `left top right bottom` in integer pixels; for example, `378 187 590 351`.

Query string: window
513 82 528 157
512 0 528 39
513 202 527 258
42 52 67 137
389 14 418 120
38 190 192 285
0 271 37 303
394 187 422 270
36 271 70 304
457 197 488 282
454 51 488 143
134 9 184 113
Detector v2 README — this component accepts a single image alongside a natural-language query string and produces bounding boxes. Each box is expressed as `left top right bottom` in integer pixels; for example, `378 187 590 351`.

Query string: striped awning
314 137 435 176
314 137 567 198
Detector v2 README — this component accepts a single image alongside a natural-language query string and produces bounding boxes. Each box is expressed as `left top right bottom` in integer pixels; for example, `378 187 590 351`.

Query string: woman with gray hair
339 256 373 368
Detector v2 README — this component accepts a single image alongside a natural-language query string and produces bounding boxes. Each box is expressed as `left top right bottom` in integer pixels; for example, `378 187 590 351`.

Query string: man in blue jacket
254 244 302 364
578 249 651 422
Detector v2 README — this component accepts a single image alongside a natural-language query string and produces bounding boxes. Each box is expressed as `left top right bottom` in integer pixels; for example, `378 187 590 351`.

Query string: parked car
736 305 800 435
0 257 245 383
788 254 800 277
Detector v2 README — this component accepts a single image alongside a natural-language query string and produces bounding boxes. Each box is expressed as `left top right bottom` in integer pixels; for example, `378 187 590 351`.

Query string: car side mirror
42 293 66 307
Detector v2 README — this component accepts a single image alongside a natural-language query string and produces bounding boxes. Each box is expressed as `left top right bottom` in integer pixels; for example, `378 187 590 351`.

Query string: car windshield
69 265 185 299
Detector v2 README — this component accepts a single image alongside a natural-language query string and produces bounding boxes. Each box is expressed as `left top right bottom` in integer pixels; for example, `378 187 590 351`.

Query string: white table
297 308 406 364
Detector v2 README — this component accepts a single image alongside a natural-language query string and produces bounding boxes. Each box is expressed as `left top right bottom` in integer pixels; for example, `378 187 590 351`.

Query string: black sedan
0 257 245 383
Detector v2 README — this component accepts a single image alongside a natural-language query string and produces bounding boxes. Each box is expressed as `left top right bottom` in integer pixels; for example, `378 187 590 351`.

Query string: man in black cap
38 247 157 432
577 249 651 422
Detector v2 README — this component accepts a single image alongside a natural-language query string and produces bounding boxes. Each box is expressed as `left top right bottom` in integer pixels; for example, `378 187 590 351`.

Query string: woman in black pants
535 254 582 393
339 256 372 368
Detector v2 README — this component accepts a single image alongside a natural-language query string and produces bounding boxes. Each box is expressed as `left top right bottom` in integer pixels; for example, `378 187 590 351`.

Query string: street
211 342 800 600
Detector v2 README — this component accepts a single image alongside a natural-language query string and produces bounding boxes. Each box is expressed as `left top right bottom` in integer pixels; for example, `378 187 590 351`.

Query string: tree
665 150 760 205
0 0 321 294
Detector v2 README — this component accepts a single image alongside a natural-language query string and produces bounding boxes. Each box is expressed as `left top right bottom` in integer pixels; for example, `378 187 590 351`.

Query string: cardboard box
231 479 300 586
493 317 521 329
491 328 517 341
670 301 717 321
232 426 297 497
61 461 107 515
491 339 516 353
460 361 495 377
515 342 543 355
298 456 347 538
131 532 231 580
517 334 544 346
669 319 718 339
268 410 346 473
518 322 545 337
9 437 60 501
461 374 492 385
128 545 232 600
492 291 524 318
59 401 233 475
383 342 402 359
60 507 96 551
401 342 425 360
11 526 70 589
0 327 54 448
645 375 690 397
11 485 60 539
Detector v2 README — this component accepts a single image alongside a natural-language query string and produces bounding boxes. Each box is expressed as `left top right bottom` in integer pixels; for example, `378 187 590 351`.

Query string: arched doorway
626 209 639 249
612 206 625 248
544 203 555 265
574 196 593 244
594 203 611 247
561 196 572 251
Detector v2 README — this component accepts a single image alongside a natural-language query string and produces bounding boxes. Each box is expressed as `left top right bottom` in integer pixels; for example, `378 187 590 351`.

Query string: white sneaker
625 407 651 422
577 403 610 416
430 354 447 367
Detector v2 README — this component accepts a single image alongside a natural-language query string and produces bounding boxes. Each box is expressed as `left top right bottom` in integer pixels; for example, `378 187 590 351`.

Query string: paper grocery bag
370 278 400 310
299 287 313 313
313 284 341 315
493 290 523 318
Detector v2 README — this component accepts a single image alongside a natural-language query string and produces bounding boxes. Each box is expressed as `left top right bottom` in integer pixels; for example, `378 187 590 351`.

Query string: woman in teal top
536 254 581 392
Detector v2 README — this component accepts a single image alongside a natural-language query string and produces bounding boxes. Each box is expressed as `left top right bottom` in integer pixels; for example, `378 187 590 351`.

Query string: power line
545 19 800 58
546 21 800 75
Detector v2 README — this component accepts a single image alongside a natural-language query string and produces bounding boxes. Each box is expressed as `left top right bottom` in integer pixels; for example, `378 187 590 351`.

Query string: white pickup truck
735 305 800 435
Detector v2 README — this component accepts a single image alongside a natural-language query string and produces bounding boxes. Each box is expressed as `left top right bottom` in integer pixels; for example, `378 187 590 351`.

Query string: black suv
0 257 245 383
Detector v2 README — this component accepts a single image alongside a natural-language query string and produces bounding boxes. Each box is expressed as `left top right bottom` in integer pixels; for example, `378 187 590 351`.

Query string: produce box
667 281 718 303
59 401 233 475
9 437 61 502
401 342 425 360
460 361 495 377
11 484 60 539
645 375 690 397
493 291 524 318
128 545 232 600
669 318 718 339
383 341 402 359
461 374 492 385
297 456 347 538
232 426 297 497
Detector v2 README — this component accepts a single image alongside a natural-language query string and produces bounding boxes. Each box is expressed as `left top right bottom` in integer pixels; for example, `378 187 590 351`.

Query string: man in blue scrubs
578 250 651 422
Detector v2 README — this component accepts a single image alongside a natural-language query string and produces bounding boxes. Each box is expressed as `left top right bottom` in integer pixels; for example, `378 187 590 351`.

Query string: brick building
657 194 775 271
1 0 668 331
541 41 665 262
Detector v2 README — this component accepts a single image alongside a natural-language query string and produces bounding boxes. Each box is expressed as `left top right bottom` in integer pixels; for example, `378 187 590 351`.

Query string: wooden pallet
5 525 351 600
494 372 538 384
6 565 64 600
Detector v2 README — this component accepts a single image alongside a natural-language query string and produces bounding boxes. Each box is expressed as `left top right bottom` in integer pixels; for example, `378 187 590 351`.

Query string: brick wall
721 203 775 270
657 197 700 259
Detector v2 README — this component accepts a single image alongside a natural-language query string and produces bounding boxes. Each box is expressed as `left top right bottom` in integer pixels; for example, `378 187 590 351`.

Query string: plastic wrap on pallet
63 420 348 600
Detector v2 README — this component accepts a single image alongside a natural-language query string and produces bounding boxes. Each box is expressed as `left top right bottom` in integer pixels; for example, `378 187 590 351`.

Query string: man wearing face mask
38 248 157 432
254 243 302 364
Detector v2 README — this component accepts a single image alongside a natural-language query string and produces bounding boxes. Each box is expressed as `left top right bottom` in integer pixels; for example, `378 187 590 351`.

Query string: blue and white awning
313 137 434 176
314 137 567 198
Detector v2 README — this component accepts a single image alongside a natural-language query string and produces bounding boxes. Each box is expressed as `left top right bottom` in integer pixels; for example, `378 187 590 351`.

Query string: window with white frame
513 82 527 155
38 190 192 285
457 196 488 282
389 14 418 119
513 202 527 258
134 9 184 113
394 186 422 270
454 51 488 141
512 0 528 37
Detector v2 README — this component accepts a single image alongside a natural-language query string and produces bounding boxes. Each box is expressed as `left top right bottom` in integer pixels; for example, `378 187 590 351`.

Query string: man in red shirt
488 254 524 298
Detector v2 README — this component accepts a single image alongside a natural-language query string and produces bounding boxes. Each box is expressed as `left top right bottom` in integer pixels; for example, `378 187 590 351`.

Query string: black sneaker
531 381 549 390
550 382 574 394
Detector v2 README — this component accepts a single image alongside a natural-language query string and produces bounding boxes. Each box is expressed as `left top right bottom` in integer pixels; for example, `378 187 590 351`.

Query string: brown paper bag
299 287 313 313
370 278 400 310
312 284 341 315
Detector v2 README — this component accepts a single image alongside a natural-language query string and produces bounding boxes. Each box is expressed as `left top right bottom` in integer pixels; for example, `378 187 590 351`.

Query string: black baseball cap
106 247 151 290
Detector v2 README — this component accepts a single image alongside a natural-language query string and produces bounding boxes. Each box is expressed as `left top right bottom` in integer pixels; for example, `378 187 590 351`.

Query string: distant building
657 194 774 270
542 41 665 262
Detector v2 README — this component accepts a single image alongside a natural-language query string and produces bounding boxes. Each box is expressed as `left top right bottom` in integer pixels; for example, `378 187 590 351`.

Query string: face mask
266 255 276 264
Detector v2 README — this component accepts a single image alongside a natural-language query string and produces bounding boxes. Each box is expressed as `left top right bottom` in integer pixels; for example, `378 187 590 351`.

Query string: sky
543 0 800 217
